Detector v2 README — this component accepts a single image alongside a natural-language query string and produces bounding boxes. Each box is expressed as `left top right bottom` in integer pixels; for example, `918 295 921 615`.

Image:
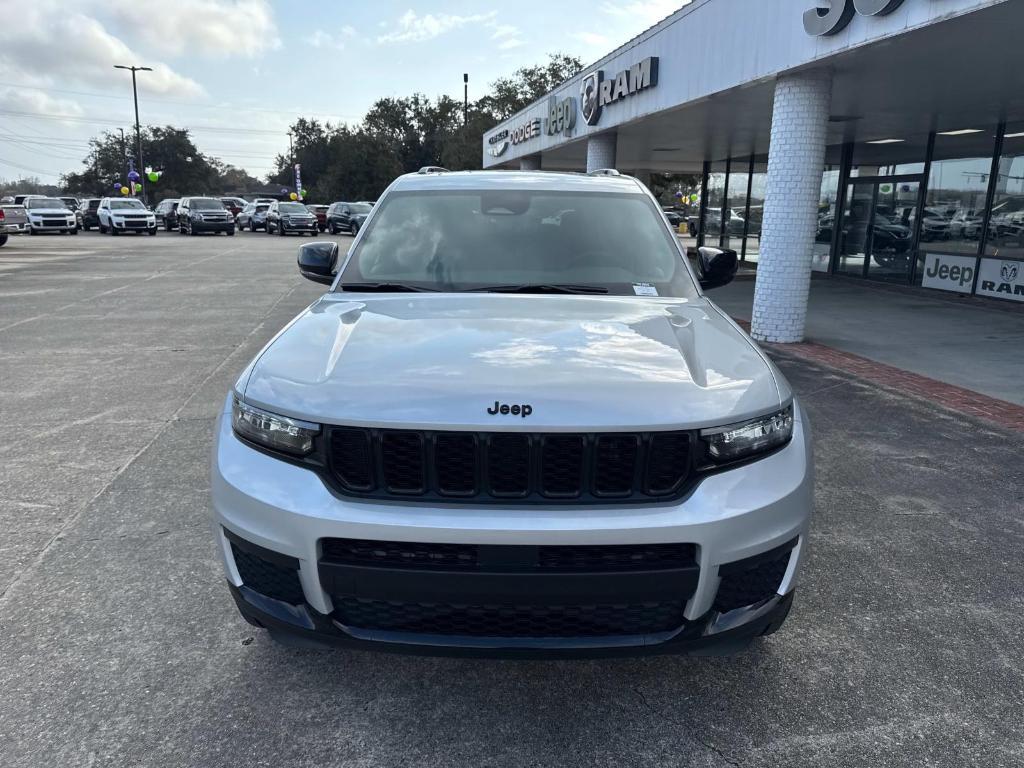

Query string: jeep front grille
325 426 694 503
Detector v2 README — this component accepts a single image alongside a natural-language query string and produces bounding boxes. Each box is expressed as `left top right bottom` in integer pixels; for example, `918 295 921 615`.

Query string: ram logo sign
976 258 1024 303
579 57 659 126
803 0 908 37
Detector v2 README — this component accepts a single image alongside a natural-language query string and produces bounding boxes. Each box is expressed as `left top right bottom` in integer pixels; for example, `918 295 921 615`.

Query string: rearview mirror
297 241 339 285
696 246 738 290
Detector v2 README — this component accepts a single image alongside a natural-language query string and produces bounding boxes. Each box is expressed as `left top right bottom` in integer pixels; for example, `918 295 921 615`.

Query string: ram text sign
580 57 659 126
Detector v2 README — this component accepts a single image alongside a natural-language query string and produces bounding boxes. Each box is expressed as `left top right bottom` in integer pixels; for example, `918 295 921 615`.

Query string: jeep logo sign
921 253 976 294
803 0 907 37
579 57 659 126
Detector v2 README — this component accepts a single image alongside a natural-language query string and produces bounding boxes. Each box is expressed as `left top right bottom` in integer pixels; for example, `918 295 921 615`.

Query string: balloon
120 186 130 195
689 193 699 203
113 182 122 190
127 170 140 182
147 171 160 182
289 192 298 200
280 188 289 195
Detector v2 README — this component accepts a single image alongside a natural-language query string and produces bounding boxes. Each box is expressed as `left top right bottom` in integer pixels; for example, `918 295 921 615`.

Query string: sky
0 0 687 185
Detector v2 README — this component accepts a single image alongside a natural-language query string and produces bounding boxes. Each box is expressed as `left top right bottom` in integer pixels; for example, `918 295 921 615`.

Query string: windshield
191 199 225 210
255 204 269 212
110 200 146 210
350 203 372 214
26 198 66 209
279 202 308 213
339 190 698 297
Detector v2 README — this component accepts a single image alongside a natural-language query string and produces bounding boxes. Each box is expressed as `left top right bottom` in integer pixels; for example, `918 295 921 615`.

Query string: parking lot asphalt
1 231 1022 768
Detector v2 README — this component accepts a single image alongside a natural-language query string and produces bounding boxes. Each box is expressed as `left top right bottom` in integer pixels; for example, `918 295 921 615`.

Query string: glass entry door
836 179 920 282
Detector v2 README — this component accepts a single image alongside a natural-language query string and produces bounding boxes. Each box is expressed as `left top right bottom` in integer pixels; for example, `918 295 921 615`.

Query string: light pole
114 64 152 202
463 73 469 125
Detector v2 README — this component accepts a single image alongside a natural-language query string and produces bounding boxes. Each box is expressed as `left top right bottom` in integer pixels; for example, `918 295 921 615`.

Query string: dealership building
481 0 1024 341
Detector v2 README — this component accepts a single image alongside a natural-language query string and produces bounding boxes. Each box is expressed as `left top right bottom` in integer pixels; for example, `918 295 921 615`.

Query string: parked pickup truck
0 202 29 246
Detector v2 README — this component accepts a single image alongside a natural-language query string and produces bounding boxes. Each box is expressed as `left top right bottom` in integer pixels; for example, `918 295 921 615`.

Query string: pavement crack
632 686 745 767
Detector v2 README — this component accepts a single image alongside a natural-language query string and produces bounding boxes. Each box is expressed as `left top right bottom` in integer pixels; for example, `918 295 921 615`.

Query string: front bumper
279 220 318 233
2 222 28 234
112 218 156 232
190 221 234 233
211 396 813 656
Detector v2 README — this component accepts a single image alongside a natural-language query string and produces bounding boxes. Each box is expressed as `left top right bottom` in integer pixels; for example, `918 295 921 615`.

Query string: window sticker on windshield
632 283 659 296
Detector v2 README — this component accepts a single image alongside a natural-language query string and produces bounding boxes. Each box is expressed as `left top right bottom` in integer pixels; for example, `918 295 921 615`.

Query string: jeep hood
240 294 787 431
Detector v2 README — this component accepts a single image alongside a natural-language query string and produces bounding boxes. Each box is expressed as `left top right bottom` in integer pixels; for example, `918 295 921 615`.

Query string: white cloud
305 26 357 50
377 10 498 44
489 23 519 40
599 0 690 27
497 38 524 51
0 2 205 98
572 31 611 48
104 0 280 58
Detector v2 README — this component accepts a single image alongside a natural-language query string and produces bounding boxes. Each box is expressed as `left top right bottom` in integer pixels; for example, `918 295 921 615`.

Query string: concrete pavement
711 275 1024 406
1 232 1022 767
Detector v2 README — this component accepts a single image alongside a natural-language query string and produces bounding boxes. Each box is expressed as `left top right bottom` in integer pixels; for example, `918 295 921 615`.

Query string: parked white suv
25 197 77 235
211 169 813 657
97 197 157 235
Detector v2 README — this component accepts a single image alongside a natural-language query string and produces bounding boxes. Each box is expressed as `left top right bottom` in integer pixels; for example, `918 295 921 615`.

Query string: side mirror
297 241 339 285
696 246 738 290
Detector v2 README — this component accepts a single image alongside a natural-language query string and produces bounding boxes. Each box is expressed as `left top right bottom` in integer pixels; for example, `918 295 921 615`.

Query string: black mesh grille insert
538 543 697 571
328 428 374 491
321 539 696 572
324 427 696 503
645 433 691 495
231 543 305 604
322 539 480 570
435 432 477 496
486 434 531 496
714 550 792 613
334 597 687 637
541 435 585 497
594 435 639 496
380 431 425 494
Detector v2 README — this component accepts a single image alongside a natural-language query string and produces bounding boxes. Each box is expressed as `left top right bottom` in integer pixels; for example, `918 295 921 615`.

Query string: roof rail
587 168 621 177
417 166 450 174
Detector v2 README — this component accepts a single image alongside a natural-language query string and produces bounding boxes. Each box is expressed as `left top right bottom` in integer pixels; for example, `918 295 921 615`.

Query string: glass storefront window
850 138 927 178
813 166 841 272
723 161 750 252
701 163 727 246
986 122 1024 260
921 129 996 259
744 162 766 263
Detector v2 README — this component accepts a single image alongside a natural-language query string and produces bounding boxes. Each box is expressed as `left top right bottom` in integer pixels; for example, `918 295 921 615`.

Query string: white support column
586 132 617 172
519 155 541 171
751 72 832 343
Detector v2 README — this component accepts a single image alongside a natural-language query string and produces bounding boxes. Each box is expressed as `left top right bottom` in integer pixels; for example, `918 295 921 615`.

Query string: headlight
231 397 319 456
700 404 793 463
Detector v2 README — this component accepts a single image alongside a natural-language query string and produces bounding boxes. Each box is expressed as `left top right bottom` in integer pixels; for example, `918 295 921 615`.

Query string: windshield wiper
464 283 609 295
340 282 439 293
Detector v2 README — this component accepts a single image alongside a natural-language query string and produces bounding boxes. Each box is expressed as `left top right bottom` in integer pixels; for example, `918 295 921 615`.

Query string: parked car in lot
0 201 29 245
76 198 101 230
213 168 810 657
153 199 180 231
59 196 79 211
13 194 44 206
177 197 235 235
306 204 328 231
325 201 371 234
237 202 270 231
265 200 318 236
662 206 683 227
97 198 157 235
220 197 247 218
25 197 78 235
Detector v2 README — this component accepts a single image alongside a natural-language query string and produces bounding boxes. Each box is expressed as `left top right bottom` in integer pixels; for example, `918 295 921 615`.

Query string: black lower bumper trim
228 582 794 659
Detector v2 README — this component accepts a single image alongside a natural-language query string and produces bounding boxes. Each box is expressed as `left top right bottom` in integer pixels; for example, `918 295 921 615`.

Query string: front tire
278 223 286 236
249 220 256 232
29 227 38 236
148 228 157 236
226 228 235 237
70 227 78 236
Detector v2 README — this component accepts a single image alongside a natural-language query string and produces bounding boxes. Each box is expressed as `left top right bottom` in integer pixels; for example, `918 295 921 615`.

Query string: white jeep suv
97 197 157 235
211 169 813 657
